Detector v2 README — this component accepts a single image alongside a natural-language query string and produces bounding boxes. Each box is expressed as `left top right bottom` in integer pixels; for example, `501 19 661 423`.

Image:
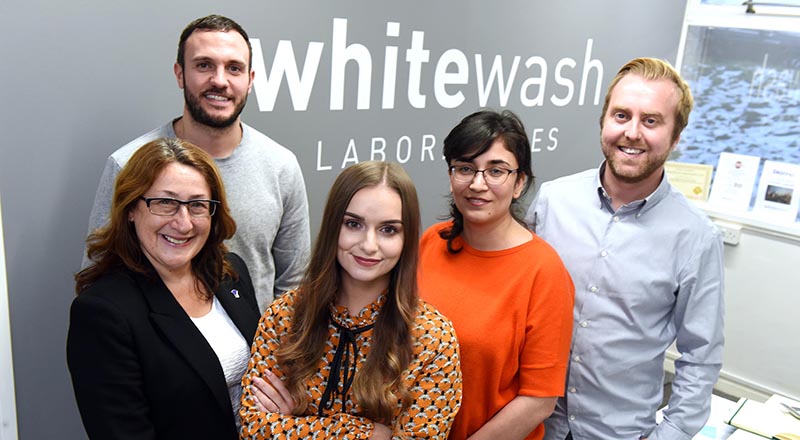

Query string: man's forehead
610 75 679 111
185 30 249 57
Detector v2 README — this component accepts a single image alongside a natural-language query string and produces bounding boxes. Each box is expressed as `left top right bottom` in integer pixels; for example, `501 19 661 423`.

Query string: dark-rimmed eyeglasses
140 197 219 217
449 165 519 185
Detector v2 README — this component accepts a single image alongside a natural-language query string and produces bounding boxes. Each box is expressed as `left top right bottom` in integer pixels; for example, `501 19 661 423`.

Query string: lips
619 146 644 155
162 234 191 245
353 255 381 267
466 197 489 207
204 93 230 102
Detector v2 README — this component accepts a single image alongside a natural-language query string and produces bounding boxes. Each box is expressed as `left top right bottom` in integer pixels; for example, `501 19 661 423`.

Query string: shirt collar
329 293 387 329
594 161 671 216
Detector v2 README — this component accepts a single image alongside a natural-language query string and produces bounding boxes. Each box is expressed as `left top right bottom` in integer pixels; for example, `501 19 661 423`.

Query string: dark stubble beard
184 85 247 129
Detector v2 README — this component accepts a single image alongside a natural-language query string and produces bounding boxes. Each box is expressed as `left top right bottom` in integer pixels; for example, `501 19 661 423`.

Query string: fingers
251 372 297 415
251 377 275 413
264 370 295 411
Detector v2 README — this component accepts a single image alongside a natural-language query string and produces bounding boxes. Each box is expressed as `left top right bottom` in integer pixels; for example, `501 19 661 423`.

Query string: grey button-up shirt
527 164 724 440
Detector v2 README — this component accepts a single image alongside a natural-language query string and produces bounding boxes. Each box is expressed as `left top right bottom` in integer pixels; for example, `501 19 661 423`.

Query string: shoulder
266 290 298 319
240 123 301 165
257 290 298 336
71 269 148 324
225 252 249 275
420 221 450 247
412 300 458 345
76 269 141 305
665 186 720 238
109 123 173 167
538 168 595 196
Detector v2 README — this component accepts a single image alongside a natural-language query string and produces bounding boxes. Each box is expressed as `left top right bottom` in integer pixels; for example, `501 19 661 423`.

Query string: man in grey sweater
85 15 310 311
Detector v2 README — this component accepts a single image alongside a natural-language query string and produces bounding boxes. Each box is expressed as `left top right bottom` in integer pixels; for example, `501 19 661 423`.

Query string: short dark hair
176 14 252 69
440 109 534 253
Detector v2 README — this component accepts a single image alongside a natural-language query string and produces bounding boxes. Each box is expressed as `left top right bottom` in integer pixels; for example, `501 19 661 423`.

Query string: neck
337 278 386 316
174 112 242 159
159 269 212 318
601 165 663 211
461 213 531 251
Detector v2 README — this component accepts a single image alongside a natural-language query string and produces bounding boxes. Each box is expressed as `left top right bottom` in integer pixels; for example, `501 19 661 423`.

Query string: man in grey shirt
86 15 310 311
527 58 724 439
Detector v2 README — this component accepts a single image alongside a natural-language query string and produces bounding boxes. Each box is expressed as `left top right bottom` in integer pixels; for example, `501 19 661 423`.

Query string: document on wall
665 161 714 201
708 153 761 212
752 160 800 224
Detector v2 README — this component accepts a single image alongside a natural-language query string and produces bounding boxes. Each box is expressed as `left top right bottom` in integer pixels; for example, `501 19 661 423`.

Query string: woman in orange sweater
240 161 462 439
418 110 574 440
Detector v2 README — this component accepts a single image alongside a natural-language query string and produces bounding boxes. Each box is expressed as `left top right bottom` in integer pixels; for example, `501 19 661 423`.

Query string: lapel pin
231 289 240 298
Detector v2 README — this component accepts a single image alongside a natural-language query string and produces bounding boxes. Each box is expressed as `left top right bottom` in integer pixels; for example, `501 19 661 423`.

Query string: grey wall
0 1 687 438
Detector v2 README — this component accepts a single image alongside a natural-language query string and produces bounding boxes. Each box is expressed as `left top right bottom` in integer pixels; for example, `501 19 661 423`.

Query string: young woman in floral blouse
240 161 462 439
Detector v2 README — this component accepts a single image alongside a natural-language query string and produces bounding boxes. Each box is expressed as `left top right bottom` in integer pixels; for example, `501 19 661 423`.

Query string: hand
251 370 296 415
369 422 392 440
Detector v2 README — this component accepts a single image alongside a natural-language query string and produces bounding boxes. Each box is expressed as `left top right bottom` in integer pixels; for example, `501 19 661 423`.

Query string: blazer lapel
137 274 233 417
215 279 259 343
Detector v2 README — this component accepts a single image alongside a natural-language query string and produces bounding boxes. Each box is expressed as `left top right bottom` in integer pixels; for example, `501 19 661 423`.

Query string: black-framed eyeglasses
140 197 219 217
449 165 519 185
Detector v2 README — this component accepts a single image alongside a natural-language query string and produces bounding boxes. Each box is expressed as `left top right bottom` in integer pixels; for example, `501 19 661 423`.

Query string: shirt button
569 387 577 393
573 355 581 362
589 285 598 293
580 321 588 328
636 213 642 219
569 415 576 421
600 250 608 257
613 216 620 222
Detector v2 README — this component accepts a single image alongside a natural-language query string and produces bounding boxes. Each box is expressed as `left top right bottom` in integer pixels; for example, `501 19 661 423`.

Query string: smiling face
449 139 525 229
601 74 680 189
174 30 254 129
129 163 212 278
336 184 404 295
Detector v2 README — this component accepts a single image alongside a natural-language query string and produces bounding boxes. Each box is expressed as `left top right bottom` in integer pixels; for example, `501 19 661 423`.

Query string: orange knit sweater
418 222 574 440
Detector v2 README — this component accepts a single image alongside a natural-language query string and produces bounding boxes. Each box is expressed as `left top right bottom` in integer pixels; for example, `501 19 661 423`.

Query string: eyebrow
153 190 210 200
344 211 403 225
453 158 513 167
611 106 665 120
191 55 247 66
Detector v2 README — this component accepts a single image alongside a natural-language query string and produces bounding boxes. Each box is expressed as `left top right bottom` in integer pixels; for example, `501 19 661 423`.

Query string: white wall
0 198 19 440
667 217 800 402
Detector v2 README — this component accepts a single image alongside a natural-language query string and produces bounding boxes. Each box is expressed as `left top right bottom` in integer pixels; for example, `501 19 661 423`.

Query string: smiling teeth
206 94 229 101
163 235 188 244
621 147 643 154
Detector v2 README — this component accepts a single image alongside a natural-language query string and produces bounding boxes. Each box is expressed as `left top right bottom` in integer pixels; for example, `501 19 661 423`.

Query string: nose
469 170 489 190
209 66 227 87
625 121 641 140
170 205 194 232
359 229 379 254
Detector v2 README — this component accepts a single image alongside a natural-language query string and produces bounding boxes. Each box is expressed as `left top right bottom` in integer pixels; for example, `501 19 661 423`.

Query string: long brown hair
75 138 237 296
277 161 421 423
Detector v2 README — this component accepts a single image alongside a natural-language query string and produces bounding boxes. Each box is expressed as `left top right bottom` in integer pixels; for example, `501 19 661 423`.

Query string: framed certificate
664 161 713 201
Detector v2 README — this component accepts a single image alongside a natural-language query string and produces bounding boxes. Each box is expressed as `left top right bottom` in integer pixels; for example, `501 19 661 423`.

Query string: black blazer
67 253 260 440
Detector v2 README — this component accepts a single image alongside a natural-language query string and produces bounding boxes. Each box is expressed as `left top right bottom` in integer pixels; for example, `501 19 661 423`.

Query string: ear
247 68 255 94
174 62 185 89
513 174 527 199
670 133 681 152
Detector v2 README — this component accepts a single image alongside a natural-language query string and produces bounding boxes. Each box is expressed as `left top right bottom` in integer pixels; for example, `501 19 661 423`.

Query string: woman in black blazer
67 138 260 439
